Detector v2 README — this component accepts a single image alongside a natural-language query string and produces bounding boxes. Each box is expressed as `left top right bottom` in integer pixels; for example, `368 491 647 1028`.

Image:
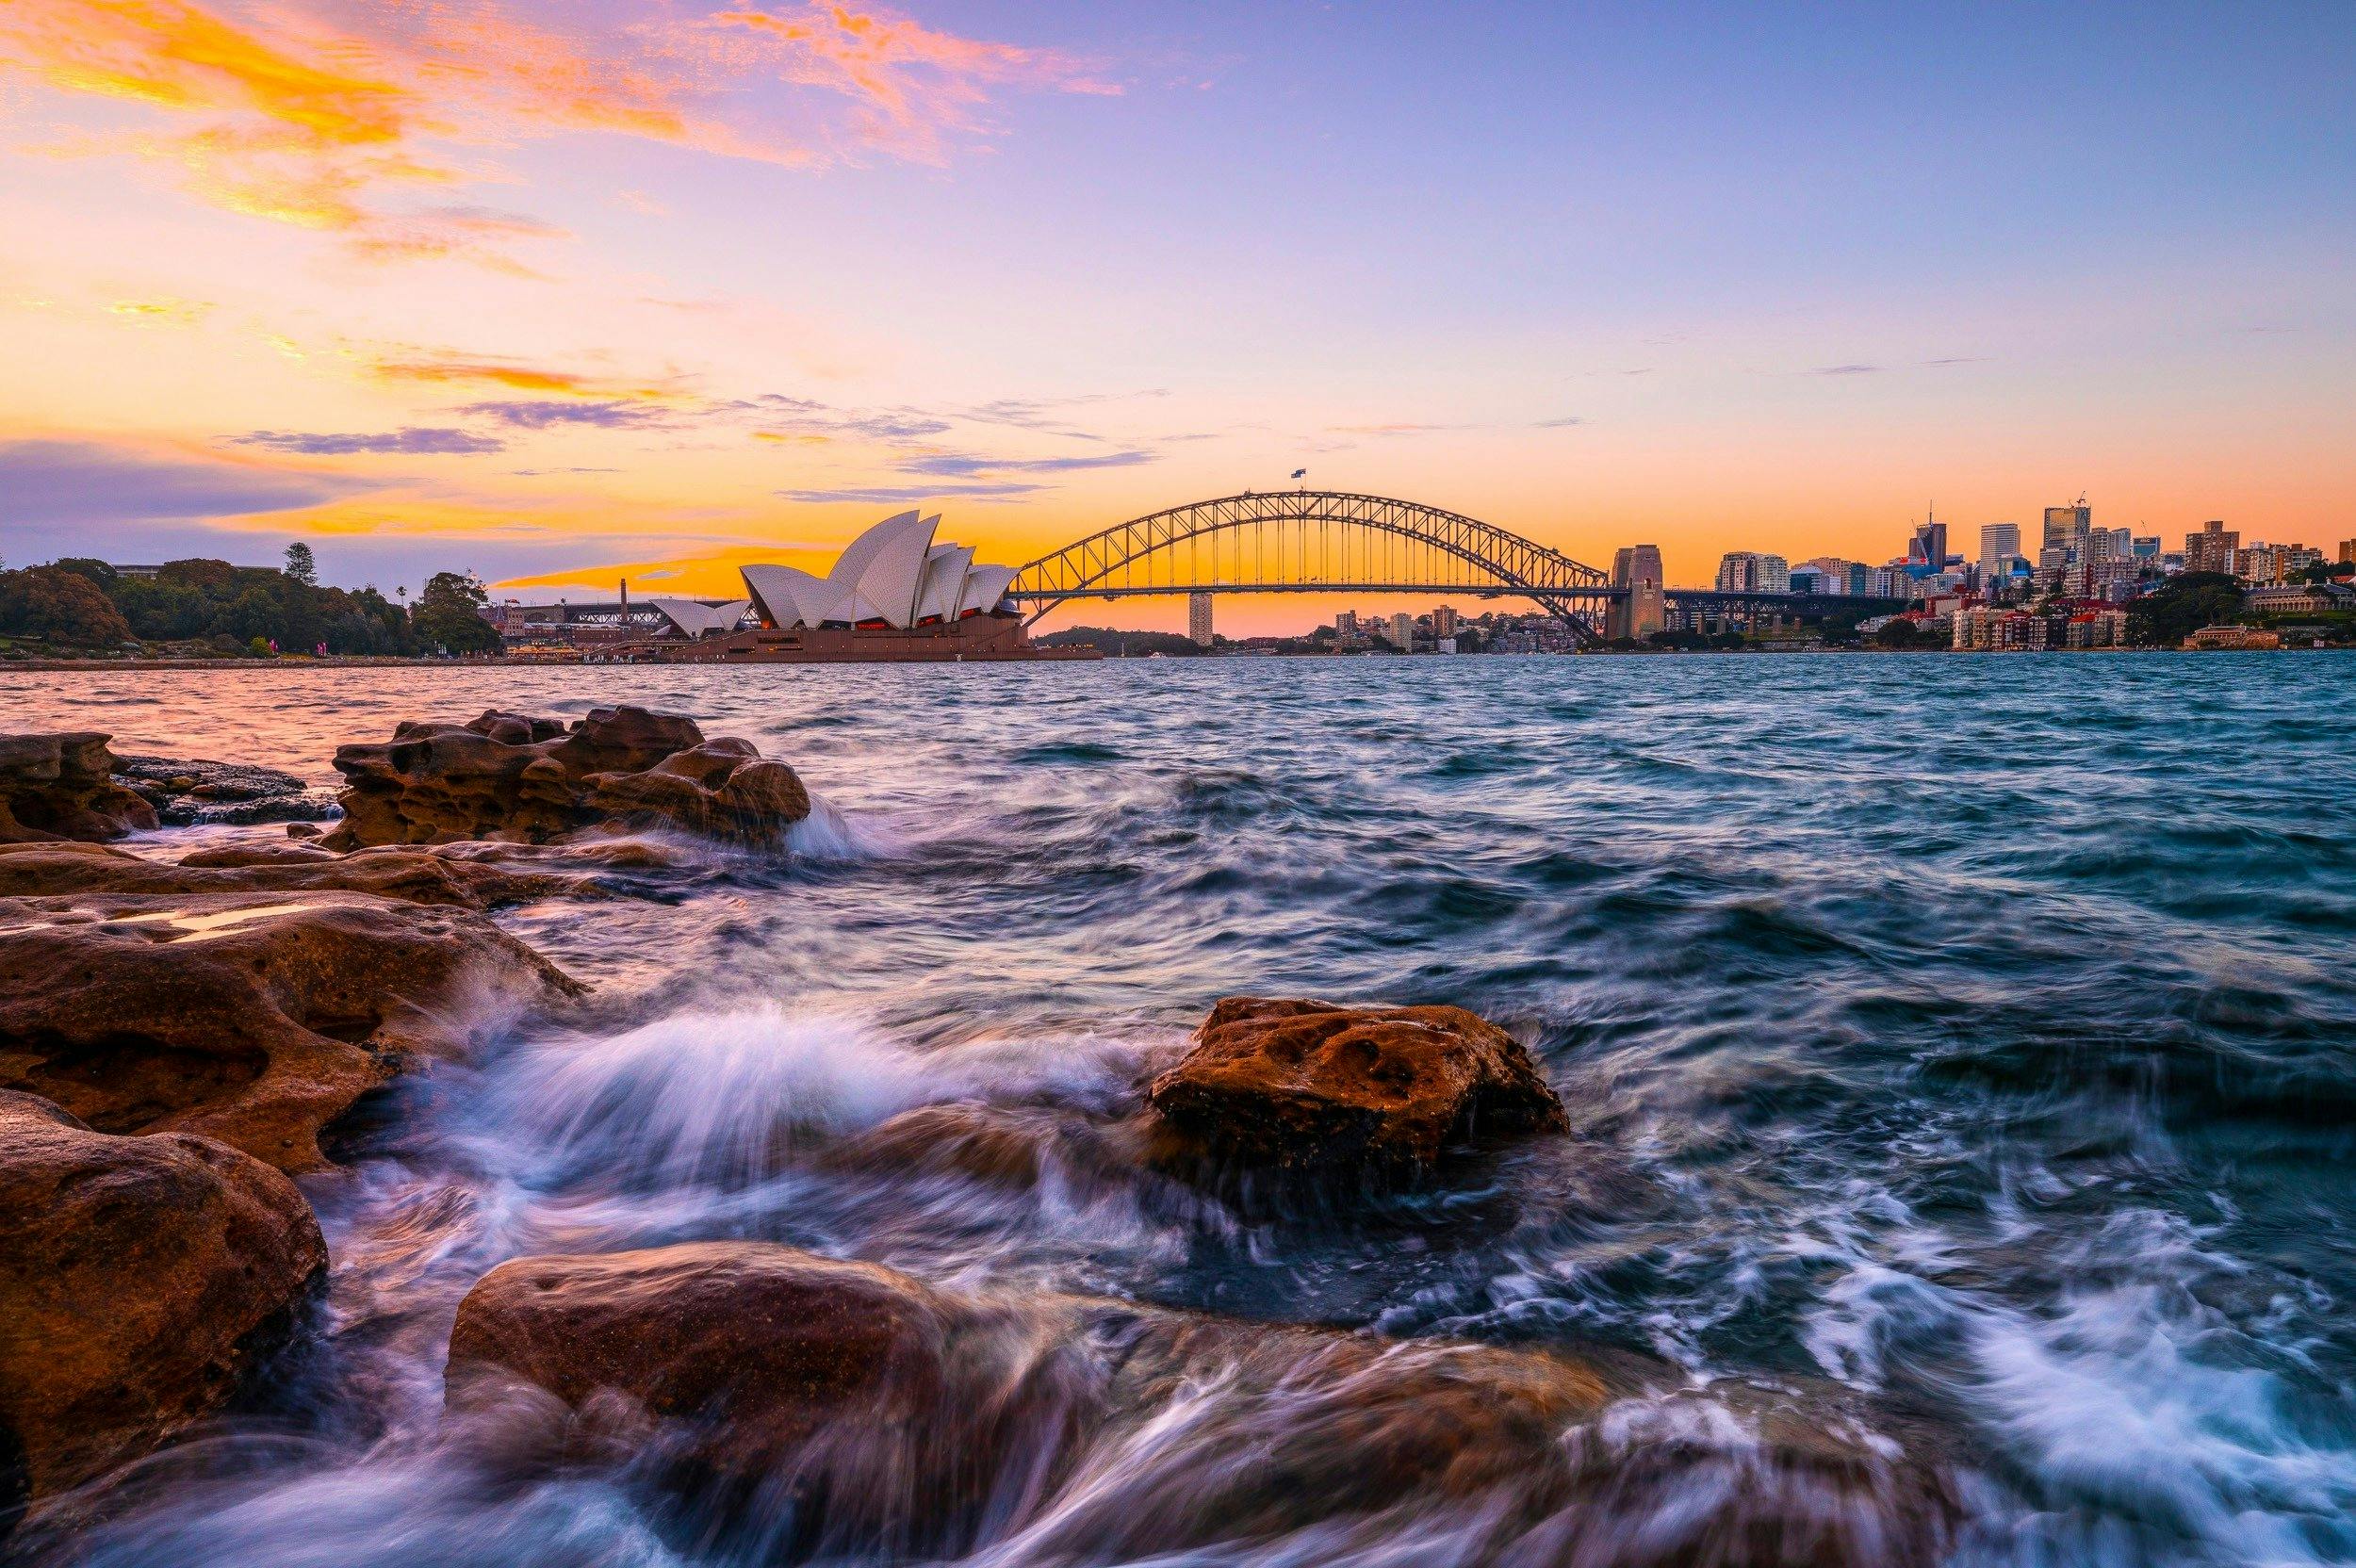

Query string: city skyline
3 2 2351 636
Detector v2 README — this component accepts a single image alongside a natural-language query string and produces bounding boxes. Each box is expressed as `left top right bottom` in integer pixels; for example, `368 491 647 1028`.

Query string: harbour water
7 651 2355 1566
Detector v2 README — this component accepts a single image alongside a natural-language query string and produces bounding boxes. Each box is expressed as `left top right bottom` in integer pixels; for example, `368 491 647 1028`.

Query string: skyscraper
1911 517 1949 573
1608 545 1664 639
1978 523 2021 575
1389 611 1415 651
1187 591 1214 647
2043 502 2092 559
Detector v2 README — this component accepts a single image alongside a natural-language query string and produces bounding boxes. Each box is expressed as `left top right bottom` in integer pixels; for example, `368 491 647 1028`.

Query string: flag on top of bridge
1290 468 1307 480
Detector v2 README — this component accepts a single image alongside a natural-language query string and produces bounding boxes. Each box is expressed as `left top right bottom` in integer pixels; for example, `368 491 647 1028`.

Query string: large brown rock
1146 998 1569 1182
446 1242 1954 1566
0 839 603 909
0 1091 326 1510
0 733 157 843
0 891 581 1171
321 706 810 850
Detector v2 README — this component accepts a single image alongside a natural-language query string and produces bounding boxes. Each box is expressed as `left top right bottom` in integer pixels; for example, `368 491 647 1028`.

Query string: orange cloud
1 0 1118 254
364 354 674 400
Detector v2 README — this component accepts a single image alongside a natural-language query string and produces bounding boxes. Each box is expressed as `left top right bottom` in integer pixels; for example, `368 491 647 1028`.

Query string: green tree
284 542 318 585
412 570 501 653
2126 572 2244 647
1873 618 1922 649
0 566 134 645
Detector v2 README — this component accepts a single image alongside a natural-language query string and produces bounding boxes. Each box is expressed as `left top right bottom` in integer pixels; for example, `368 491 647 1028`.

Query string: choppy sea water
6 651 2355 1566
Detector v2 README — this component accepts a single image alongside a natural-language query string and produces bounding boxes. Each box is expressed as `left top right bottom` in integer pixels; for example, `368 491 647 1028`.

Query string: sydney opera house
638 511 1094 662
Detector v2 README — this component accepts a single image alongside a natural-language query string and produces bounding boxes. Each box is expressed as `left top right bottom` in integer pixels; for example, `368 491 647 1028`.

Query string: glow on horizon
3 1 2350 636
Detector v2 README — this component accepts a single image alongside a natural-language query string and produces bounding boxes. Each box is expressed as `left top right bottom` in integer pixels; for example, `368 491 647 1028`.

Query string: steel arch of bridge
1008 491 1619 636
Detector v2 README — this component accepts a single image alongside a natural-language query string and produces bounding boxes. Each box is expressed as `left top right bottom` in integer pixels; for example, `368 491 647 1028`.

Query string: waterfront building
2245 583 2356 616
1608 545 1664 639
484 595 750 648
741 512 1019 631
1335 609 1358 638
1432 604 1460 638
1390 611 1415 651
1187 592 1214 647
2184 624 2282 650
1715 551 1790 594
2238 544 2283 583
2184 520 2238 575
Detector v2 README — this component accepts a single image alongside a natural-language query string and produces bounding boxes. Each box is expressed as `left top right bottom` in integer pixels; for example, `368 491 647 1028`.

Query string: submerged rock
445 1241 1955 1566
1145 997 1569 1183
111 756 339 827
0 733 157 843
0 840 603 909
321 706 811 851
0 891 581 1171
0 1091 326 1511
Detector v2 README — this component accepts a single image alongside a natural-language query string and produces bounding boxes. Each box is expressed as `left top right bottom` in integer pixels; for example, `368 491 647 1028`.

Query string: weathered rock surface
1146 997 1568 1182
112 755 339 827
0 839 603 909
0 1091 326 1511
0 891 581 1171
447 1241 1954 1566
0 733 157 843
322 706 810 851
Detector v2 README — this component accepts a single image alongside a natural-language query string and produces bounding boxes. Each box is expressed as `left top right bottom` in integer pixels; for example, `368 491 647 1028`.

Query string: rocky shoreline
0 708 1959 1561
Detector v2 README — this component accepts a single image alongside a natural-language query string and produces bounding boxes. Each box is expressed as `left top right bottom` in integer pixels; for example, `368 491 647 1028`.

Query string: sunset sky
3 1 2349 631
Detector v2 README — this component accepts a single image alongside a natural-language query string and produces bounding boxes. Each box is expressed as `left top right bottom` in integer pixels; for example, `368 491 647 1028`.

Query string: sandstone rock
1146 998 1568 1183
0 733 157 843
446 1242 1954 1566
0 840 601 909
0 1091 326 1510
0 892 581 1171
113 756 338 827
322 706 810 851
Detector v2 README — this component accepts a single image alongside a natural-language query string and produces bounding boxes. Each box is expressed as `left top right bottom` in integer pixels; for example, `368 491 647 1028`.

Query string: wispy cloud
777 481 1043 503
1807 364 1881 376
374 355 676 399
1922 356 1989 367
710 5 1120 164
0 0 1119 262
894 449 1153 478
231 427 504 455
1532 416 1585 429
454 399 678 430
720 393 950 441
106 297 213 326
0 436 374 524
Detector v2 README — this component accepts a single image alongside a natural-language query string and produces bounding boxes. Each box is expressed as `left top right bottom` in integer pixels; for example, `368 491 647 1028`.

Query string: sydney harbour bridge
1006 490 1901 642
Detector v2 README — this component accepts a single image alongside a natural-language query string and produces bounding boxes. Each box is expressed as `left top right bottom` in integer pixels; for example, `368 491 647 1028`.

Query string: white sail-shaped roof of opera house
740 512 1023 630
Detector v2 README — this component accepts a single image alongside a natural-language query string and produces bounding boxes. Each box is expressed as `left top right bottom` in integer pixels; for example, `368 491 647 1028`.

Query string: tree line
0 545 501 656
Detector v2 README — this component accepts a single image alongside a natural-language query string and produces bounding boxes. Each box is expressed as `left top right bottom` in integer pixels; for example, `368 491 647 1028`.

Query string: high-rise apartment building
1715 551 1790 594
1334 609 1357 637
2340 538 2355 565
1432 604 1459 639
1187 592 1214 647
1389 612 1415 651
2184 520 2238 575
1608 545 1664 639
